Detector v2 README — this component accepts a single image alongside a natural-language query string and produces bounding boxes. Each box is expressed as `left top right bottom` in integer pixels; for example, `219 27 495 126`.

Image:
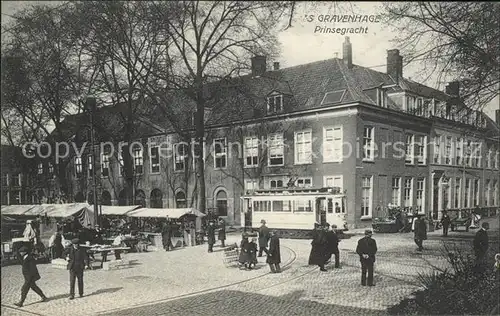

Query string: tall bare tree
383 2 500 109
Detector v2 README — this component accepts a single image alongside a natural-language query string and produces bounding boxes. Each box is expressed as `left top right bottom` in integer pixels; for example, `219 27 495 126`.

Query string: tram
240 187 348 238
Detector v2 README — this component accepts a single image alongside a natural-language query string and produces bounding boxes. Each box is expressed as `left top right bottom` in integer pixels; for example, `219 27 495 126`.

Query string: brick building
25 37 500 228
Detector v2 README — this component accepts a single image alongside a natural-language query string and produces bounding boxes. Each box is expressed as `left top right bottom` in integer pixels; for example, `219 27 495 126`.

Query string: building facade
12 37 500 228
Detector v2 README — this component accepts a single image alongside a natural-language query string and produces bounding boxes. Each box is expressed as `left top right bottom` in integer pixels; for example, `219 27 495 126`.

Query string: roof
98 205 142 216
127 208 206 218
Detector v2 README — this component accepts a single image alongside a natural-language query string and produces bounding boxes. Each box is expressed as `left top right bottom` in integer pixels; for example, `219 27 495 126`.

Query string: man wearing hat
64 238 90 299
356 230 378 286
266 230 281 273
258 219 270 257
14 246 48 307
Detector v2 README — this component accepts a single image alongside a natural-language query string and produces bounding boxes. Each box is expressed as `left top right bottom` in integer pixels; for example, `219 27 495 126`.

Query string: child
246 238 258 269
238 235 250 268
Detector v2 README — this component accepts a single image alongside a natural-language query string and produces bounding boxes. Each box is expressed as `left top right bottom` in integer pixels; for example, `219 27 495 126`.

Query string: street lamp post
85 97 99 227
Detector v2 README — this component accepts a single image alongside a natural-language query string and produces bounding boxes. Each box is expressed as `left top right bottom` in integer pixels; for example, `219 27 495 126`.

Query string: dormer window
376 88 387 108
267 95 283 114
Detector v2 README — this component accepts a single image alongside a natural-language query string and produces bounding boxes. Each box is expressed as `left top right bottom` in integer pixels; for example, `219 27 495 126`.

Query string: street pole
86 97 99 228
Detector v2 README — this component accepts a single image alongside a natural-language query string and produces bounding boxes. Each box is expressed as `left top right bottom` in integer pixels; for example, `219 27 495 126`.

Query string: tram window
253 201 259 212
327 199 333 213
335 202 341 213
295 200 312 212
273 201 283 212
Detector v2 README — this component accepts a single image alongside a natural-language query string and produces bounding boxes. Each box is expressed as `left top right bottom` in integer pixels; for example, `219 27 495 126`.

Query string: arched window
150 189 163 208
215 189 228 216
75 192 85 203
118 190 127 206
87 192 94 205
175 191 187 208
102 191 112 206
135 189 146 208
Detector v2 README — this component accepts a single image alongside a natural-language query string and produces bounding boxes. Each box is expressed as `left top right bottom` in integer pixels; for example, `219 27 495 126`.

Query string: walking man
266 230 281 273
414 215 427 251
326 224 340 268
218 218 226 248
65 238 89 299
356 230 377 286
14 246 48 307
258 219 270 257
473 222 489 270
162 220 174 251
441 211 451 237
207 221 216 253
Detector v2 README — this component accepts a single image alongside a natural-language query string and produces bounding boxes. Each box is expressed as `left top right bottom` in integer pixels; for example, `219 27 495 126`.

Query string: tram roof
243 187 344 196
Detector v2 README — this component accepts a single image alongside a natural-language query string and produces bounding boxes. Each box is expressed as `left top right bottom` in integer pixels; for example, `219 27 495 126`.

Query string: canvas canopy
96 205 142 216
0 205 39 216
127 208 206 219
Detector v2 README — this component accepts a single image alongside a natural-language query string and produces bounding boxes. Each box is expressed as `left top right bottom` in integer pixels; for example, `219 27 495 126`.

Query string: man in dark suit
14 246 48 307
414 215 427 251
440 211 451 237
326 224 340 268
207 221 216 253
258 219 270 257
474 222 489 269
218 218 226 248
64 238 90 299
356 230 378 286
266 230 281 273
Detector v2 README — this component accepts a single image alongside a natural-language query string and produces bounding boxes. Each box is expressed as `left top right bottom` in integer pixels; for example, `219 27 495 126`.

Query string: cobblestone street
1 233 467 316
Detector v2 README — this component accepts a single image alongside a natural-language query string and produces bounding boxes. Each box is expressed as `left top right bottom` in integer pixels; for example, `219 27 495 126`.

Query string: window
133 146 143 174
455 178 461 208
494 181 499 206
486 148 492 169
175 191 187 208
391 177 401 206
150 146 160 173
244 137 258 167
214 138 227 169
377 88 387 107
404 177 413 207
433 135 441 164
362 127 374 161
405 95 416 114
101 152 110 177
75 156 83 177
324 176 343 190
215 190 228 216
270 179 284 189
465 179 471 207
456 138 463 166
445 136 452 165
415 98 424 116
272 200 292 212
361 176 372 217
267 95 283 114
473 179 479 207
87 155 93 178
485 180 491 206
416 178 425 213
48 162 54 174
2 174 8 186
12 174 20 186
464 140 471 166
323 126 343 162
295 130 312 164
296 177 312 188
495 150 499 169
245 179 258 191
415 135 426 165
174 143 188 171
405 134 414 164
191 137 206 169
295 199 313 212
37 163 43 175
268 134 284 166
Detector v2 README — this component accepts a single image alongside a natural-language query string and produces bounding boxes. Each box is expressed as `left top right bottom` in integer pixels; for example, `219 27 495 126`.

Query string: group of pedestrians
237 220 282 273
14 238 89 307
308 222 340 271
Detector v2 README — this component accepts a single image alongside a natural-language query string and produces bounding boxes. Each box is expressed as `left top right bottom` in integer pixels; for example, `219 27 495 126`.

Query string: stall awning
96 205 142 216
127 208 206 218
1 205 37 216
40 203 92 218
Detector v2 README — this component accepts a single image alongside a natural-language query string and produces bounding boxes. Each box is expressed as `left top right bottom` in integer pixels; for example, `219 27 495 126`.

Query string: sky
1 1 498 120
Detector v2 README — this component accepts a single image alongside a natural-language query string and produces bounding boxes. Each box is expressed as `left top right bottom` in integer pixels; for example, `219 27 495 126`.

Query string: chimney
386 49 403 81
342 37 352 69
273 62 280 70
251 56 267 76
445 81 460 96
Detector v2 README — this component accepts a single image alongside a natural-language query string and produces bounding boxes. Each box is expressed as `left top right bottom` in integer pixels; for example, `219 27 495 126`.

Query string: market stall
127 208 205 249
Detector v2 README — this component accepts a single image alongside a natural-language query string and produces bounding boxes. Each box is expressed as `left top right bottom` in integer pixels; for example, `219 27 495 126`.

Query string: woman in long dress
308 223 328 271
